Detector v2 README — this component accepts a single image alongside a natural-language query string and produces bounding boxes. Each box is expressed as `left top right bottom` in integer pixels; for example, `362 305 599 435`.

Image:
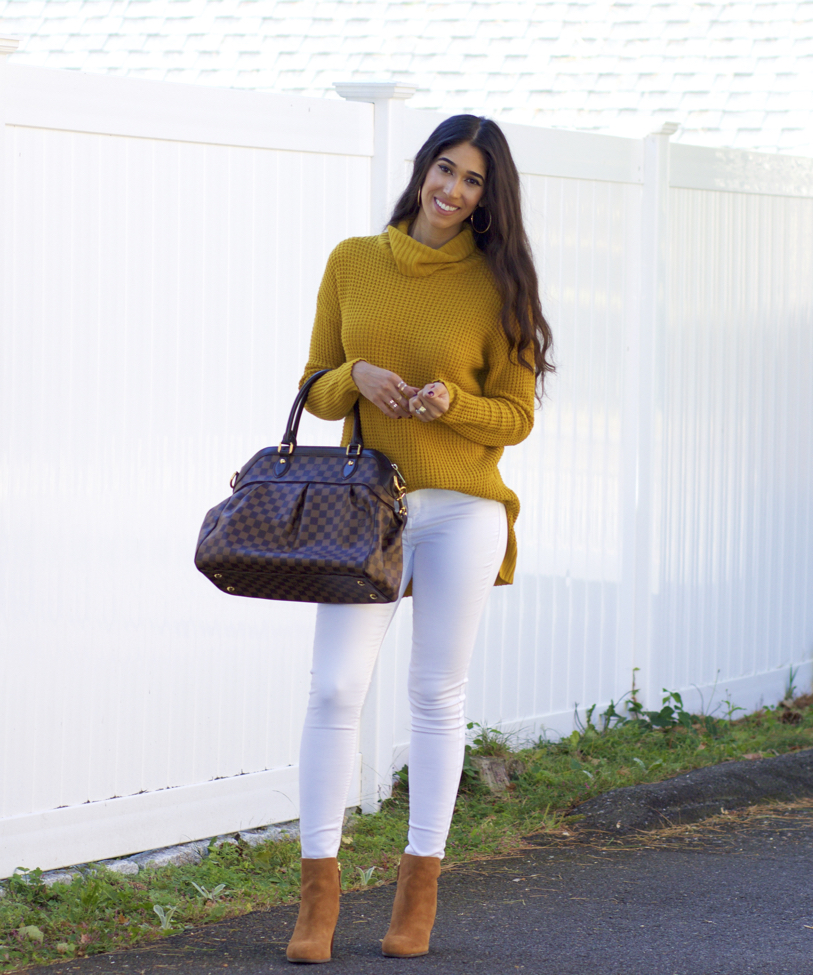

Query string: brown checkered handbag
194 370 408 603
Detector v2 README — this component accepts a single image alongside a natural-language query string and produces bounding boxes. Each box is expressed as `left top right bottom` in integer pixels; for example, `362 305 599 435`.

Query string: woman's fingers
383 391 411 418
393 379 420 415
409 393 436 421
398 380 420 400
349 363 446 420
409 382 449 421
351 361 418 418
424 381 449 414
386 378 419 417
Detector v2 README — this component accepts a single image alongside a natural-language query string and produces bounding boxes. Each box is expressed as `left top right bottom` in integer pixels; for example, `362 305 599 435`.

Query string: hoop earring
417 186 422 209
470 206 492 234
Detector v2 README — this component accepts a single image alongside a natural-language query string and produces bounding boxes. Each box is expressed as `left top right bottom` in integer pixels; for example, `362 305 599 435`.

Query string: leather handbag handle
281 369 363 454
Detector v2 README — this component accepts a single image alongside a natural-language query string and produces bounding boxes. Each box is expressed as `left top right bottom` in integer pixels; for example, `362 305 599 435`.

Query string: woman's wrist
350 360 368 389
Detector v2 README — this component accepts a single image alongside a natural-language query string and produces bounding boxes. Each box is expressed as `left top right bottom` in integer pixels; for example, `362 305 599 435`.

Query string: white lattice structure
1 0 812 155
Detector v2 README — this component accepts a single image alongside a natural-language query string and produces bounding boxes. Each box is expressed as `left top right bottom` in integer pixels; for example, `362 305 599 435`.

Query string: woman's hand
409 382 450 422
351 361 419 419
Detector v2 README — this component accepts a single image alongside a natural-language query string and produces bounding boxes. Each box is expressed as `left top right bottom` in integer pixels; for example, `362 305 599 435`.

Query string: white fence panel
651 185 813 710
1 64 372 874
472 173 641 733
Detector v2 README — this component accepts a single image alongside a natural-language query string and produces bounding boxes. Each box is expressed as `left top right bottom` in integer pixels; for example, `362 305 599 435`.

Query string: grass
2 687 812 971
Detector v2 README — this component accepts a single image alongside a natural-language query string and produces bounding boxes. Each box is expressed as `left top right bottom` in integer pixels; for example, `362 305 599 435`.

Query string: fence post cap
650 121 680 137
333 81 416 103
0 36 21 54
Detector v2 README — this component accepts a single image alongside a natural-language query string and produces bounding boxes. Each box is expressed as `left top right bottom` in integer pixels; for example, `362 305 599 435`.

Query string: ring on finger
388 398 398 410
397 381 407 392
415 405 427 415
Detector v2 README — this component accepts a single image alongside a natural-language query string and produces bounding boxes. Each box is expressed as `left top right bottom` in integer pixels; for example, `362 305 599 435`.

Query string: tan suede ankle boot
381 853 442 958
286 857 341 964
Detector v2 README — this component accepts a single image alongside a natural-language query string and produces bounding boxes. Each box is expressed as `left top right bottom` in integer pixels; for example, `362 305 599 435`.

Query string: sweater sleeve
436 336 536 447
298 247 363 421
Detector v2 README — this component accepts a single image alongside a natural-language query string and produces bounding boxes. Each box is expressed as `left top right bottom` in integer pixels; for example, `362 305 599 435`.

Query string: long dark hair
389 115 554 395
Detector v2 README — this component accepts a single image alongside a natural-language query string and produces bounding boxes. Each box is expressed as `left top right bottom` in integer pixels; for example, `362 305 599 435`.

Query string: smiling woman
286 115 554 964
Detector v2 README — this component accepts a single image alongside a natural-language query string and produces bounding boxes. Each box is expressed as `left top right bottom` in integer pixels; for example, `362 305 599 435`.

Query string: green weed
353 866 377 887
188 881 227 902
151 904 179 931
467 721 515 757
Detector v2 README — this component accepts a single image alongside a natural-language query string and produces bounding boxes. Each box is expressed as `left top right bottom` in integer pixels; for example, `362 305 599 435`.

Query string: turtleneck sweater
299 221 536 587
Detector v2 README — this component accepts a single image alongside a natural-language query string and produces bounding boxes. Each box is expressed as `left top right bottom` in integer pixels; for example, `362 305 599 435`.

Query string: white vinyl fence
2 41 812 877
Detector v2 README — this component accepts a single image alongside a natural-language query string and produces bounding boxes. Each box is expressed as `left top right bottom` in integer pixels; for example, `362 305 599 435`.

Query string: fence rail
2 56 812 878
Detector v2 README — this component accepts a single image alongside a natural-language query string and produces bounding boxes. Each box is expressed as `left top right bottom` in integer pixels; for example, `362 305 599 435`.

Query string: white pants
298 488 508 860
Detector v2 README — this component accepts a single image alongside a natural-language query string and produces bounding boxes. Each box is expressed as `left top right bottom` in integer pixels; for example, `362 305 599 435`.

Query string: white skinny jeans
298 488 508 861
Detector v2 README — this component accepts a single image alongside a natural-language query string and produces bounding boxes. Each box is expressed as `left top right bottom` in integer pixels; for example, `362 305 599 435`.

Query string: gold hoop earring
417 186 422 209
470 206 492 234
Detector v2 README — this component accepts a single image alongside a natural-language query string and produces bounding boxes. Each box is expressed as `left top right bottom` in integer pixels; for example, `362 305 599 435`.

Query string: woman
286 114 554 964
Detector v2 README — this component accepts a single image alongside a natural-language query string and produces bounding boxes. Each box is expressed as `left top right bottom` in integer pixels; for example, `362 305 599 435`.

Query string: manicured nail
427 391 435 397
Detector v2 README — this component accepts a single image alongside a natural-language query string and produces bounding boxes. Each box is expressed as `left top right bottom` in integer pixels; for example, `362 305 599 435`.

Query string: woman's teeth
435 199 458 212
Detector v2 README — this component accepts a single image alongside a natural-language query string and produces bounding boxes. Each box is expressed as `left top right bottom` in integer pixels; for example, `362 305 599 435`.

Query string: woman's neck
408 213 463 250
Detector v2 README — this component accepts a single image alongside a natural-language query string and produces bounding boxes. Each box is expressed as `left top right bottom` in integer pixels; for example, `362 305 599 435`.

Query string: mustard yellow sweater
300 221 536 586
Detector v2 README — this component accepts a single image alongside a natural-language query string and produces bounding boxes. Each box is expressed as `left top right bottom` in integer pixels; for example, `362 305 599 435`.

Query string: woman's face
415 141 487 241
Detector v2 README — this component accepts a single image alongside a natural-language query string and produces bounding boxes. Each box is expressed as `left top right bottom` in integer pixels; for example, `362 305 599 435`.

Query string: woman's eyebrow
437 156 485 181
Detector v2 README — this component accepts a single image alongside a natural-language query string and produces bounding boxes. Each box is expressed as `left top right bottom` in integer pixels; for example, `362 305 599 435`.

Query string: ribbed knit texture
300 221 535 586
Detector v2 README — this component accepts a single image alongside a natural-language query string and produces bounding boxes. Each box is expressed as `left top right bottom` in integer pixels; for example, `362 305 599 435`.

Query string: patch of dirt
526 796 813 852
562 746 813 834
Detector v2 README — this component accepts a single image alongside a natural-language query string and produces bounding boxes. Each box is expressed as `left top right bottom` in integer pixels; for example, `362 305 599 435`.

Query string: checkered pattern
195 446 405 603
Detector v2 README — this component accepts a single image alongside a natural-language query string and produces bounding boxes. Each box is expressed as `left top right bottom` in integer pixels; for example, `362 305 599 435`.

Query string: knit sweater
299 221 536 586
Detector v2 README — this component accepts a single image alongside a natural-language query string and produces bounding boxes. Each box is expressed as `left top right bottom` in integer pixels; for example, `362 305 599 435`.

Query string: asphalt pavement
38 751 813 975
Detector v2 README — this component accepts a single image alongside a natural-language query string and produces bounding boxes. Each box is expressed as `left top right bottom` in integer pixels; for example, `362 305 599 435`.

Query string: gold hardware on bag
214 573 222 579
356 580 365 586
226 586 235 592
346 443 362 457
369 594 378 600
391 466 407 516
278 442 293 455
393 472 406 499
230 471 239 489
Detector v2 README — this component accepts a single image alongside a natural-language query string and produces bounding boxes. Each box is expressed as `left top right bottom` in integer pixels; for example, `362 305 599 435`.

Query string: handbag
194 370 408 603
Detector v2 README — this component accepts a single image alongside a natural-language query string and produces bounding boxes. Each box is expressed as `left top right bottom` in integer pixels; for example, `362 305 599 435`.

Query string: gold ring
416 405 427 415
389 399 398 410
397 381 407 391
